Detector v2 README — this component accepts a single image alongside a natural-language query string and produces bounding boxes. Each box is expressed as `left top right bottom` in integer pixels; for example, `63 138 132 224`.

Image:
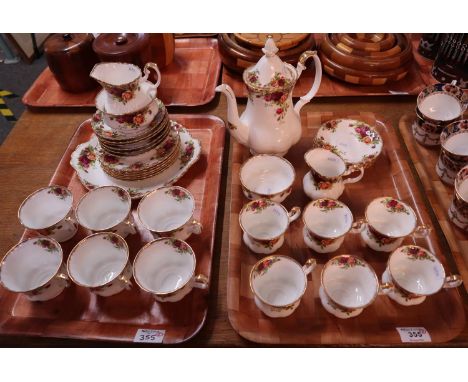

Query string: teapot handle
294 51 322 115
143 62 161 90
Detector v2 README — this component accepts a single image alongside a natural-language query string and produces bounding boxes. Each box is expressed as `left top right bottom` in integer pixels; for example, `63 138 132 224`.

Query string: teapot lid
44 33 94 55
243 36 295 87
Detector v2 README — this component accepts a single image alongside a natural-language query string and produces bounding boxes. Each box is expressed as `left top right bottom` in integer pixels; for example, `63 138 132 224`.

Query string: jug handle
143 62 161 90
294 51 322 115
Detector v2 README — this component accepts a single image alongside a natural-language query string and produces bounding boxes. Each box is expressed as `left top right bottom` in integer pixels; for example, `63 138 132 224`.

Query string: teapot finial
262 36 279 57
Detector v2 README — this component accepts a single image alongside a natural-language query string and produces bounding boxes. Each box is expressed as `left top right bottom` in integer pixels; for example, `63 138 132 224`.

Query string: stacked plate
319 33 414 85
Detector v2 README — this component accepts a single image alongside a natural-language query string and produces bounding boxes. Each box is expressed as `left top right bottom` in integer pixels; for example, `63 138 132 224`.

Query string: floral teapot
216 37 322 156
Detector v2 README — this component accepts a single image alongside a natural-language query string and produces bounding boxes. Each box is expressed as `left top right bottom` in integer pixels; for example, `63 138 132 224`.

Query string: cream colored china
448 165 468 231
250 255 316 318
353 196 429 252
216 37 322 156
239 199 301 254
302 198 353 254
303 148 364 200
0 237 69 301
75 186 136 238
133 238 208 302
137 186 202 240
381 245 463 306
18 185 78 242
240 154 295 203
320 255 384 319
67 232 132 297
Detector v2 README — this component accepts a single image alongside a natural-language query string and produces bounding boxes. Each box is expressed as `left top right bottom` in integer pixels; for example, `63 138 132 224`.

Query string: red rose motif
388 199 398 208
92 113 101 122
133 114 144 125
276 108 283 115
271 92 283 102
121 91 133 101
277 78 285 86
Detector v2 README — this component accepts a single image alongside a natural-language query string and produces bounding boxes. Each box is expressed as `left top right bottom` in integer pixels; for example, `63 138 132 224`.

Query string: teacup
67 232 132 297
303 148 363 200
18 185 78 242
0 237 69 301
381 245 463 306
302 198 353 253
133 238 209 302
448 165 468 231
436 119 468 185
353 196 430 252
250 255 316 318
137 186 202 241
319 255 384 319
412 107 445 147
75 186 136 238
239 199 301 254
240 154 295 203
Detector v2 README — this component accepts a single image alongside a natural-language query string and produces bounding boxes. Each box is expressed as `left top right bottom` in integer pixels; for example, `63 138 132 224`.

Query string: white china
302 148 364 200
70 122 201 199
239 199 301 254
75 186 136 238
381 245 463 306
240 154 295 203
449 165 468 231
302 198 353 253
18 185 78 242
216 37 322 156
67 232 132 297
250 255 316 318
319 255 382 319
0 237 69 301
314 119 383 169
133 238 208 302
137 186 202 240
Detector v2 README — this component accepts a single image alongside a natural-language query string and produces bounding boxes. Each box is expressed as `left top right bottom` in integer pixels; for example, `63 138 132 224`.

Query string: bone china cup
449 165 468 231
0 237 69 301
319 255 381 319
75 186 135 238
381 245 463 306
240 155 295 203
133 238 209 302
303 148 364 200
137 186 202 240
67 232 132 297
302 198 353 253
18 185 78 242
239 199 301 254
250 255 316 318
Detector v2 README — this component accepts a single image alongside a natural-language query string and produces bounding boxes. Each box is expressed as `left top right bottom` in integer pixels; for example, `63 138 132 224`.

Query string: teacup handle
189 219 203 235
412 224 432 238
56 272 70 287
288 206 301 223
193 274 209 290
351 218 367 234
378 282 394 295
118 274 133 290
343 165 364 184
143 62 161 90
443 274 463 289
302 258 317 275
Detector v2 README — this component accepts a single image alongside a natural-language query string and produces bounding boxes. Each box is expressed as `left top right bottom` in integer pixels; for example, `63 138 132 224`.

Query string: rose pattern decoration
165 188 189 202
323 120 340 132
180 140 195 168
367 226 398 247
154 136 177 159
313 199 343 212
111 187 128 202
78 145 97 172
47 186 68 200
381 197 410 215
313 136 343 157
353 122 380 148
306 230 335 249
33 239 59 253
254 257 280 278
315 180 332 190
403 246 435 262
331 255 365 269
252 236 281 250
246 199 274 213
103 234 125 250
104 83 140 104
167 239 191 255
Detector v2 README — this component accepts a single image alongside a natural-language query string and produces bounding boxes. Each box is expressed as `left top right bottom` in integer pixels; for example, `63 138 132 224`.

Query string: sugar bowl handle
143 62 161 90
294 51 322 114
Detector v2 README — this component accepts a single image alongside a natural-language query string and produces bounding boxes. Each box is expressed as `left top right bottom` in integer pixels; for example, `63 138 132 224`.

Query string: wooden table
1 94 466 346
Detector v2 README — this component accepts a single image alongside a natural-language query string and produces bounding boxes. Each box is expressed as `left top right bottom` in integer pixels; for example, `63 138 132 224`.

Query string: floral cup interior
418 93 462 122
305 148 346 178
90 62 141 87
240 199 289 240
68 233 128 288
133 238 195 294
389 245 445 295
251 256 306 306
240 155 294 195
77 186 130 231
366 197 416 237
138 187 194 232
455 166 468 202
442 131 468 156
303 199 353 238
19 186 72 229
322 255 378 309
0 238 62 293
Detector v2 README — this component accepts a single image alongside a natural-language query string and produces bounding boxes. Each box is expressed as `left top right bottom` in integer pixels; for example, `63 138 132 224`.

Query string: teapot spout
215 84 249 146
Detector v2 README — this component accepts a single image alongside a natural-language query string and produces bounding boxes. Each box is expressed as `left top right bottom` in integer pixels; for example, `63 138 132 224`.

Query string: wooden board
398 114 468 291
22 38 221 108
0 114 225 344
226 111 467 345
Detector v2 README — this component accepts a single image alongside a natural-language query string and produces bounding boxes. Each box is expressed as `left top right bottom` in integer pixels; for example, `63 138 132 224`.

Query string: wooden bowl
336 33 396 52
233 33 310 50
330 33 409 58
349 33 385 43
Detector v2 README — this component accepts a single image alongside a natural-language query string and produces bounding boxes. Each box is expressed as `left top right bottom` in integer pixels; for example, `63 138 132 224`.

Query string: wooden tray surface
22 38 221 108
227 111 467 345
398 114 468 290
221 34 429 98
0 114 225 344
